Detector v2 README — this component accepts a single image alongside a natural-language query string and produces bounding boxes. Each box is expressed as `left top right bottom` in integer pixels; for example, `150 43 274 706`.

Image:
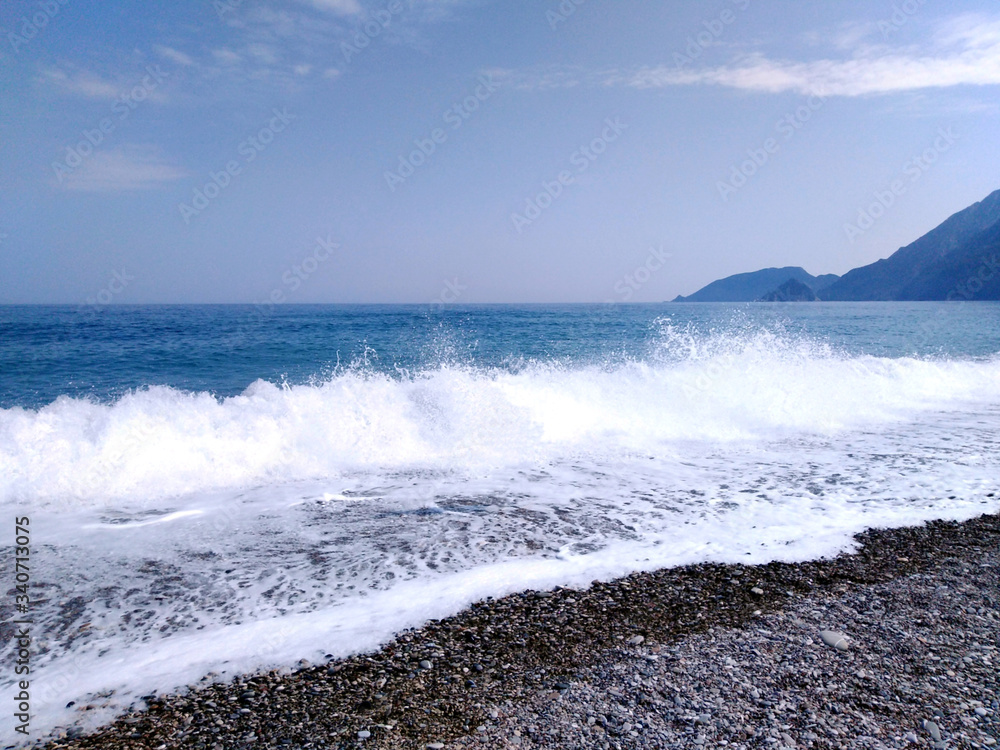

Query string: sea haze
1 303 999 742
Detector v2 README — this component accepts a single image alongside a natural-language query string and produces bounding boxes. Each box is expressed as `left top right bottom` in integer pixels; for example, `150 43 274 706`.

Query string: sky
1 0 999 304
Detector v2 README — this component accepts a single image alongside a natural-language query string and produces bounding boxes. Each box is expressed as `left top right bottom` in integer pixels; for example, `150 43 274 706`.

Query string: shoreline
40 510 999 749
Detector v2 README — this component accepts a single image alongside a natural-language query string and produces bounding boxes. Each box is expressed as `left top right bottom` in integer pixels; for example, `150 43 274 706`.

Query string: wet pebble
922 719 942 741
820 630 850 651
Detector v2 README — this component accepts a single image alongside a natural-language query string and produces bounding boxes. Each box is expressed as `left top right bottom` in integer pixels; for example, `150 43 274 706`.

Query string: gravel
38 511 999 750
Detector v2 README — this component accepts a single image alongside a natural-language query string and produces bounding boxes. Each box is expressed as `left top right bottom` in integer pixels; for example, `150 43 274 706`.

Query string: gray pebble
922 719 942 741
49 516 1000 750
819 630 850 651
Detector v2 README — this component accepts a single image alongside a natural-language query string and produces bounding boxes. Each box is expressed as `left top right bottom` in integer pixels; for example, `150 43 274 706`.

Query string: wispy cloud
298 0 362 15
39 65 170 103
171 6 349 92
625 14 1000 96
497 14 1000 98
485 66 585 92
246 43 280 66
59 145 188 192
153 45 194 67
212 48 244 66
37 0 474 104
40 69 123 100
407 0 476 24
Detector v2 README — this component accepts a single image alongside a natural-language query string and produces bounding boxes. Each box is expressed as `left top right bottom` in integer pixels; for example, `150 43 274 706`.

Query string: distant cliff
672 188 1000 302
758 278 818 302
819 189 1000 301
673 267 839 303
895 218 1000 300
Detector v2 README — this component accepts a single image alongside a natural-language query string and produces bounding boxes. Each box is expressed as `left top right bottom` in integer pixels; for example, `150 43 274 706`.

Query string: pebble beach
39 510 999 750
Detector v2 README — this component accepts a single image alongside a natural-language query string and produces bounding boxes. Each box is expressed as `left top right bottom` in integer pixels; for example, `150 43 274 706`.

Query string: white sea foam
1 329 997 508
2 328 999 743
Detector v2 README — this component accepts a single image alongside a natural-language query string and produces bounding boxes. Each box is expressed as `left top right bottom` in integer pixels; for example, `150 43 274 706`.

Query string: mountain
673 267 839 302
758 278 818 302
671 189 1000 303
895 218 1000 300
819 189 1000 301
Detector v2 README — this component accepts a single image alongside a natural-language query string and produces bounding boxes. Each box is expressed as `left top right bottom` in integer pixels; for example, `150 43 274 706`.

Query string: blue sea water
1 302 999 742
0 303 1000 408
3 303 1000 408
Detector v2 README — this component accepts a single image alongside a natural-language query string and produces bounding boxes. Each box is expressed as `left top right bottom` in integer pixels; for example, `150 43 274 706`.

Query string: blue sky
1 0 999 304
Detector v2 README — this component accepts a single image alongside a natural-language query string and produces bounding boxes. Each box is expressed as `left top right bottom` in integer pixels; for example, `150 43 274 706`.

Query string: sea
2 302 999 742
